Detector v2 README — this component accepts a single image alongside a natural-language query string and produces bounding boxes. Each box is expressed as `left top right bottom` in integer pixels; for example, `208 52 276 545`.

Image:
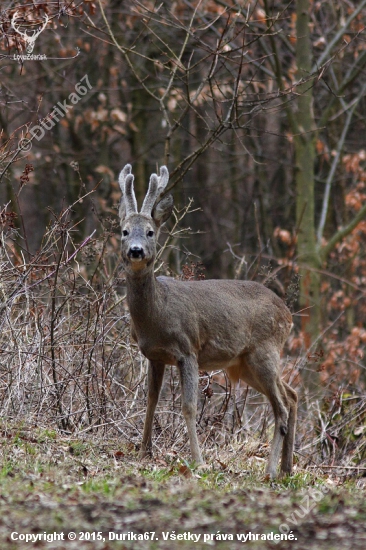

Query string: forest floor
0 425 365 550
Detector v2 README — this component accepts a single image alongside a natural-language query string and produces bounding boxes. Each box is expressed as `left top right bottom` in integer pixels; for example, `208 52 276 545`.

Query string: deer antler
156 166 169 195
11 11 49 53
140 166 169 215
118 164 138 219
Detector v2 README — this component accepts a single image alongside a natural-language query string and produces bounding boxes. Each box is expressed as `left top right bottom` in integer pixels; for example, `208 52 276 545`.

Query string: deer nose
128 245 145 259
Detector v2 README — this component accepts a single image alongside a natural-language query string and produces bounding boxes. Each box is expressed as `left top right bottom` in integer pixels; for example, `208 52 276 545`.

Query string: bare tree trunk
294 0 321 391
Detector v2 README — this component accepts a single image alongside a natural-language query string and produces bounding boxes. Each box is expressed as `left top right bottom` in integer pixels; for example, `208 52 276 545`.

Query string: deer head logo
11 11 49 54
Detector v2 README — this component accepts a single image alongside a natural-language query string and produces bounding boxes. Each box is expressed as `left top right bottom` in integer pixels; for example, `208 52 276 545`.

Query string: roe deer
118 164 297 478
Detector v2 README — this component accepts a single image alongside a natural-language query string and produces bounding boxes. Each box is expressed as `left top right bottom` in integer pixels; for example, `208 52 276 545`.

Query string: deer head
118 164 173 275
11 11 49 54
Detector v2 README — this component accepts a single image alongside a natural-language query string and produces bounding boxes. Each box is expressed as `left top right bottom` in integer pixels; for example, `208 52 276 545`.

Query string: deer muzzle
128 245 145 260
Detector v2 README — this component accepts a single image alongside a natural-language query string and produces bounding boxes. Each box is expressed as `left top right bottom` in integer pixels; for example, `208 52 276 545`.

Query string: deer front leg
140 361 165 459
178 355 203 465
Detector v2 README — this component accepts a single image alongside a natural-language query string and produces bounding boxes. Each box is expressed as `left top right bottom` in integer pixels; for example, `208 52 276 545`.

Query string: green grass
36 428 57 442
0 425 365 549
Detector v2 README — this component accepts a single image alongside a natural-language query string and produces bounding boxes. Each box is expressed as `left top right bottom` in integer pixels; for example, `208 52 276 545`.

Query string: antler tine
157 165 169 195
140 173 159 215
118 164 132 193
140 165 170 216
11 12 26 38
118 165 137 217
40 13 49 31
124 174 138 216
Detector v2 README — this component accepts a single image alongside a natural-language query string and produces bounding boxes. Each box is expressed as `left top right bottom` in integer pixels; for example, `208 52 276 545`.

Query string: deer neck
125 266 159 324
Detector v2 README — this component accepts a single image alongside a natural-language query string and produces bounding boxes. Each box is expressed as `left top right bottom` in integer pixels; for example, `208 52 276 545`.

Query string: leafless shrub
0 196 364 475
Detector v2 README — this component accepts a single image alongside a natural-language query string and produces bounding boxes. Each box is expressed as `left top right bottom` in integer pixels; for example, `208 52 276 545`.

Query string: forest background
0 2 365 546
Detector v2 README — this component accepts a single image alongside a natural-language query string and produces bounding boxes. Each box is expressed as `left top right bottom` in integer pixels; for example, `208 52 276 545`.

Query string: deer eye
122 229 129 237
147 230 154 237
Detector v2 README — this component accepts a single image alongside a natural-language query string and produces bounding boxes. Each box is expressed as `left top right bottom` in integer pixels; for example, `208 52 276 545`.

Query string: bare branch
317 82 366 245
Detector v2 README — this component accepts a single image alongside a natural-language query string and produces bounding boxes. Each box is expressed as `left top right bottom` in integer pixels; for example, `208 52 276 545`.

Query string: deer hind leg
140 361 165 459
280 381 298 475
241 350 290 479
265 382 290 479
178 355 203 465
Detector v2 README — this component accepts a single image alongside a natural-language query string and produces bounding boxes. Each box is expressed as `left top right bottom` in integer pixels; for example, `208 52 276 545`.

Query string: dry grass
0 199 365 471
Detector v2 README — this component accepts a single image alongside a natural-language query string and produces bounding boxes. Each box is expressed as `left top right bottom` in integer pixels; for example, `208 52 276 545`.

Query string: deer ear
152 193 173 227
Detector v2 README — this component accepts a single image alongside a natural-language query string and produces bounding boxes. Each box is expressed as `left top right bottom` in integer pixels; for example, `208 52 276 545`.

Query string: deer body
128 276 291 369
119 164 297 478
